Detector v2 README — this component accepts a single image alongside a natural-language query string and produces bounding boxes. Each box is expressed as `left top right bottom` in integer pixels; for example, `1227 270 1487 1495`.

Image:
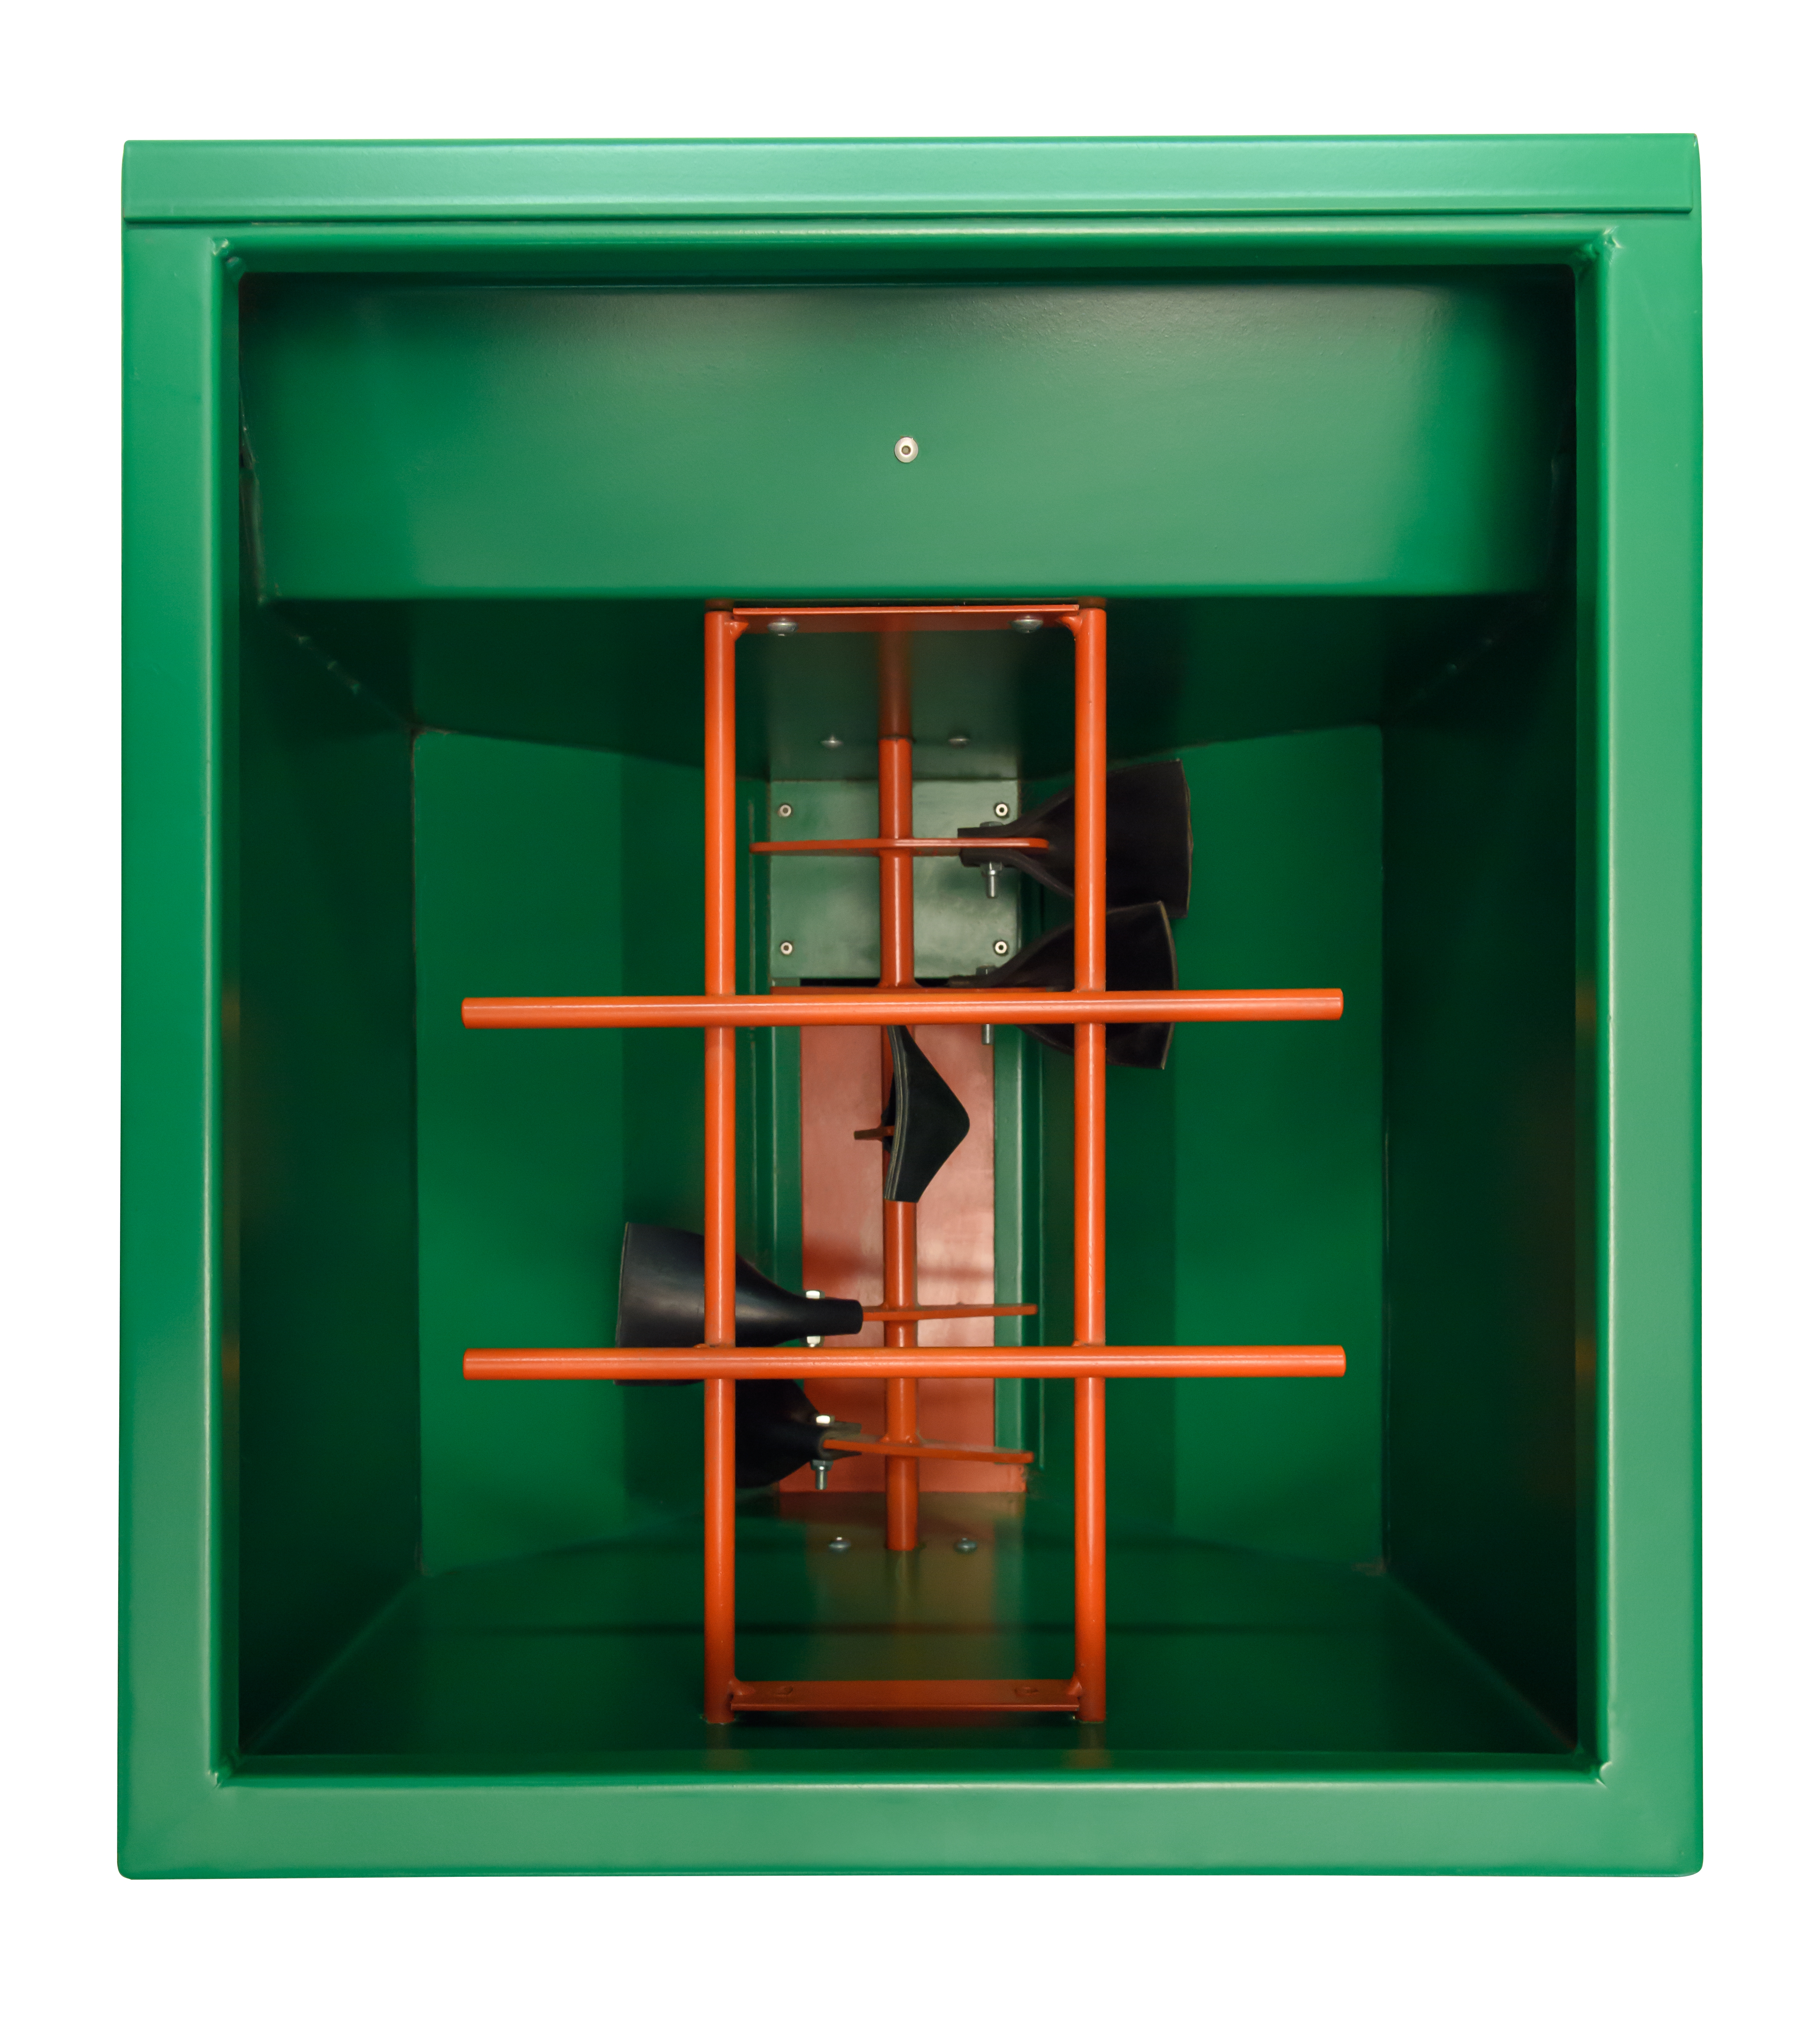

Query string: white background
2 3 1814 2011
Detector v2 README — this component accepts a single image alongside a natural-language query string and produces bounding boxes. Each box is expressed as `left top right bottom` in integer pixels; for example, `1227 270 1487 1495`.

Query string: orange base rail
466 1345 1345 1381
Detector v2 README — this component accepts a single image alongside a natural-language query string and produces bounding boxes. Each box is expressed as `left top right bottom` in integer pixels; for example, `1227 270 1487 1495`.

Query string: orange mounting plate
729 601 1080 634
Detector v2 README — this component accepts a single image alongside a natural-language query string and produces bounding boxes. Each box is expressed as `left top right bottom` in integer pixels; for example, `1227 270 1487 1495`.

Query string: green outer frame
121 136 1700 1876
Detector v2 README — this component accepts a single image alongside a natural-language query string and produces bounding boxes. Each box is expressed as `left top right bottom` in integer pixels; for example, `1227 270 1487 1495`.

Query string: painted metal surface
121 135 1699 1876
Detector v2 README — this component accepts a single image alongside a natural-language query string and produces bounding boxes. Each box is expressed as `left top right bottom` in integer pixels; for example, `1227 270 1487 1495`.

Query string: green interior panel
240 275 1570 600
223 264 1583 1777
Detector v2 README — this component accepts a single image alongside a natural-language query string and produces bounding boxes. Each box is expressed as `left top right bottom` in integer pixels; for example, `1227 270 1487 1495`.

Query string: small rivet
767 617 798 637
778 941 794 956
777 803 793 818
1011 615 1043 635
954 1536 979 1554
821 735 843 749
948 734 969 747
993 941 1010 958
993 802 1011 819
828 1536 852 1553
894 436 918 463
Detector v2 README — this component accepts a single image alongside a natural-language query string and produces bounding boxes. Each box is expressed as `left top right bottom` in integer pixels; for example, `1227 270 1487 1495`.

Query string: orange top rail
732 601 1078 633
463 988 1343 1030
465 1345 1346 1381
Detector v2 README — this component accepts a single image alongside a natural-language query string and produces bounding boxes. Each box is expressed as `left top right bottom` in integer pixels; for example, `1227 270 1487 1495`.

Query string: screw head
1011 614 1043 635
776 803 793 818
778 941 794 957
828 1536 852 1553
993 802 1011 819
948 734 969 747
767 617 798 637
821 735 843 749
954 1536 979 1554
993 940 1010 958
894 436 918 463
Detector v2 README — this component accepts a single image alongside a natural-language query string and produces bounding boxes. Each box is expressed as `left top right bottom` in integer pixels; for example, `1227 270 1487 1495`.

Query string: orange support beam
466 1346 1347 1381
463 987 1343 1029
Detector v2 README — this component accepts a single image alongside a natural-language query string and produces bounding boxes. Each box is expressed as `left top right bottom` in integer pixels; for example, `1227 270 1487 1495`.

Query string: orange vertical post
1069 605 1109 1723
876 633 921 1551
702 608 743 1721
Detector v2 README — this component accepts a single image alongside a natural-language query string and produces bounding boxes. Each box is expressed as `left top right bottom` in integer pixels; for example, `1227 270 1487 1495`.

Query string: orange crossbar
463 988 1342 1029
734 602 1078 634
465 1346 1346 1381
752 836 1048 855
729 1677 1081 1712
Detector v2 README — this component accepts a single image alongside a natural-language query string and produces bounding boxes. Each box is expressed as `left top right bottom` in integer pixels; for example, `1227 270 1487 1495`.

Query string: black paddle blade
615 1224 864 1351
869 1026 970 1203
956 759 1193 919
734 1379 835 1489
976 901 1178 1069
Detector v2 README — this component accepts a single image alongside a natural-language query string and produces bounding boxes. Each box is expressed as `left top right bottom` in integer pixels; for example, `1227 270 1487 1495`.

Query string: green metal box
121 135 1699 1875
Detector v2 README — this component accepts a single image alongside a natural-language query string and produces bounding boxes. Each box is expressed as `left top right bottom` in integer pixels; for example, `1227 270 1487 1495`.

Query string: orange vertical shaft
703 609 743 1722
1070 605 1108 1723
876 635 920 1551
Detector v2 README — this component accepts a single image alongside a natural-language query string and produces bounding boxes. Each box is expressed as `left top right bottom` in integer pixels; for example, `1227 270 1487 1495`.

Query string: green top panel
123 135 1697 224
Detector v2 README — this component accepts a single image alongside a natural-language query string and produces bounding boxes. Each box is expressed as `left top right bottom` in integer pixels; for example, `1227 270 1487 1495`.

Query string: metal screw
767 617 798 637
894 436 918 463
1011 615 1043 635
993 940 1010 958
778 941 794 956
948 734 969 747
821 735 843 749
828 1536 852 1553
777 803 793 818
954 1536 979 1554
993 802 1011 819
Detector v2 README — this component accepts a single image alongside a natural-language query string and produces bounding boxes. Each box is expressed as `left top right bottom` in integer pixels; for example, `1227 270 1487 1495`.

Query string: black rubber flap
975 901 1178 1069
615 1224 864 1351
956 759 1193 919
878 1025 971 1203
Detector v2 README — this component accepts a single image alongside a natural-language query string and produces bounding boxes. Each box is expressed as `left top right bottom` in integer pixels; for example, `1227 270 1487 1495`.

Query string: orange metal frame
461 600 1346 1724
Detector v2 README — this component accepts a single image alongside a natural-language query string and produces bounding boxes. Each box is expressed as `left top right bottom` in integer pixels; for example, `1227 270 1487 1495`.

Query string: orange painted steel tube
861 1303 1037 1322
465 1346 1346 1381
463 987 1343 1030
730 1676 1081 1712
702 609 743 1725
752 836 1048 855
1070 603 1110 1726
876 633 921 1551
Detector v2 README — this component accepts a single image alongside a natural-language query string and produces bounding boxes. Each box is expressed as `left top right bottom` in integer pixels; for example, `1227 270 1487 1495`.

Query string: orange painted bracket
463 988 1343 1030
752 836 1048 856
861 1303 1038 1322
823 1437 1035 1465
732 602 1079 635
728 1677 1082 1712
465 1345 1346 1381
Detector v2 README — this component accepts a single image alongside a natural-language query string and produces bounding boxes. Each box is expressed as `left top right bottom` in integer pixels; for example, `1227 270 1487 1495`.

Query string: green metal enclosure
121 136 1700 1875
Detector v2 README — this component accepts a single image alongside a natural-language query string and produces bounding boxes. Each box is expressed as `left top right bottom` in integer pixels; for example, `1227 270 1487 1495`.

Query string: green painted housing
121 135 1699 1875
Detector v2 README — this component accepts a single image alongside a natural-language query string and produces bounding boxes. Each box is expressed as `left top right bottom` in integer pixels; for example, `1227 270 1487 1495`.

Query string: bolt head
821 735 843 749
778 941 794 957
767 617 798 637
1011 614 1043 635
776 802 793 818
954 1537 979 1554
948 734 969 747
993 802 1011 819
993 940 1010 958
828 1536 852 1553
894 436 918 463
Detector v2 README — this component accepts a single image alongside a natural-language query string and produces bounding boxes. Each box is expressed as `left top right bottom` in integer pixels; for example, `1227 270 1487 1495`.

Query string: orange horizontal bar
733 602 1078 635
861 1303 1037 1322
752 836 1048 856
465 1345 1345 1381
729 1677 1081 1712
823 1437 1034 1464
463 988 1343 1031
